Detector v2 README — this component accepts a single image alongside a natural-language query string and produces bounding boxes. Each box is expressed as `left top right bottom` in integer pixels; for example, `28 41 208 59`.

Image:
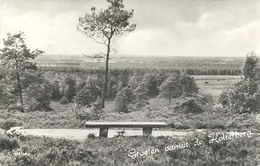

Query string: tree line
186 68 241 75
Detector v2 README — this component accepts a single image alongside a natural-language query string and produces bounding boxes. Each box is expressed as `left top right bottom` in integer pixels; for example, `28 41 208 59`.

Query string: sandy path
15 129 202 141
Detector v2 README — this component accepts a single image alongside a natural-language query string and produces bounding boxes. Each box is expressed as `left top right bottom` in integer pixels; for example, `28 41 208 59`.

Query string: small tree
242 52 259 80
0 32 44 106
159 75 181 104
133 82 148 109
179 74 199 96
25 79 53 112
220 52 260 113
60 76 76 102
143 73 159 97
78 0 136 108
114 86 133 113
51 80 62 100
74 87 94 106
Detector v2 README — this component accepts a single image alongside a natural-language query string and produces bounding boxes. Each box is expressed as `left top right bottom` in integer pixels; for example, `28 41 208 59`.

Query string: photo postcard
0 0 259 165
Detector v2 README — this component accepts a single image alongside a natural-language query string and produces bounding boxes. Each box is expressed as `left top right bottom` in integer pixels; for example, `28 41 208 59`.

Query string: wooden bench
85 121 168 137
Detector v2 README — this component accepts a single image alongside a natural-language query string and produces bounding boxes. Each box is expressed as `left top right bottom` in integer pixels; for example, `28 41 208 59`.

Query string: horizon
1 0 260 57
36 53 247 59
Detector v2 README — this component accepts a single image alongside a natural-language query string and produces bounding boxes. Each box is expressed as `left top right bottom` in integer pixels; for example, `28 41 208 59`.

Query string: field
192 75 241 101
35 55 246 70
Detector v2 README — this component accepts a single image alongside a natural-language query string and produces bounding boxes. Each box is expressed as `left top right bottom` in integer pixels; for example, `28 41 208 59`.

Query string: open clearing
192 75 240 101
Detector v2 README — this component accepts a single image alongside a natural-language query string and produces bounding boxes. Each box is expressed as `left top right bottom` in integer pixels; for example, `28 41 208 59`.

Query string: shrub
74 87 94 106
0 135 19 151
25 81 53 112
179 73 199 96
60 96 69 104
87 133 96 139
90 106 103 120
159 75 181 104
114 87 134 113
175 99 204 113
75 105 103 121
7 104 24 112
133 82 148 110
13 149 34 166
0 119 22 130
51 80 62 100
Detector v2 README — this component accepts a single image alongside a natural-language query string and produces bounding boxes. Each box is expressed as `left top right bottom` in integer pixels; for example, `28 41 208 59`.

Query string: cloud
1 0 260 57
0 10 106 55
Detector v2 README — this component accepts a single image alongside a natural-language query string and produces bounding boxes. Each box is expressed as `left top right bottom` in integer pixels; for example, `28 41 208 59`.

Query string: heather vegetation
0 132 259 166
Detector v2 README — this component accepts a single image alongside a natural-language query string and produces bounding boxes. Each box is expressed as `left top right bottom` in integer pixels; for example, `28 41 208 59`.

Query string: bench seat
85 121 168 137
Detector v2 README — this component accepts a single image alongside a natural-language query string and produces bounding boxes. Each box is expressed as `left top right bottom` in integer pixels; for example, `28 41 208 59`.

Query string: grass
192 75 240 102
0 102 84 129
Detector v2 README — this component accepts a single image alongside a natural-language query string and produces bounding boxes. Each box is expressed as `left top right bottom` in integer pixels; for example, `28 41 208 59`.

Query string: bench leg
143 127 152 136
99 127 108 138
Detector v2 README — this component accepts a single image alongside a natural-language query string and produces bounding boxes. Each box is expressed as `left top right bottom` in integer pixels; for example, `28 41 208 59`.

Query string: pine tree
0 32 44 106
114 86 133 113
179 74 199 96
133 82 148 109
74 87 94 106
159 75 181 104
61 76 76 102
78 0 136 108
220 52 260 113
243 52 259 80
51 80 62 100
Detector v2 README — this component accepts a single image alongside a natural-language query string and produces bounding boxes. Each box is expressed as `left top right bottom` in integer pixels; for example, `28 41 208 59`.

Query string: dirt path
7 128 259 141
13 129 204 141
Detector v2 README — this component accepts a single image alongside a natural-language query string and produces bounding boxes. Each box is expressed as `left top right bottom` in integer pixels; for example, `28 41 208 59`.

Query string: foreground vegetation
0 131 259 166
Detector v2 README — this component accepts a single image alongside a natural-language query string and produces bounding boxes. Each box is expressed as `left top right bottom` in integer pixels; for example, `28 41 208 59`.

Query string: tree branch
82 53 105 59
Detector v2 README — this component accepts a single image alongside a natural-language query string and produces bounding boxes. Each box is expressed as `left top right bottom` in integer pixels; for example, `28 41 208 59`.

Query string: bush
225 113 260 129
60 96 69 104
0 119 22 130
75 105 103 121
74 87 94 106
0 135 19 151
7 104 24 112
175 99 204 113
25 81 53 112
13 149 34 166
114 87 134 113
87 133 96 139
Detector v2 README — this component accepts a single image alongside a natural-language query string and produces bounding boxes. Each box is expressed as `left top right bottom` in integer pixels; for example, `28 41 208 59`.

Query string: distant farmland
36 55 247 74
192 75 240 101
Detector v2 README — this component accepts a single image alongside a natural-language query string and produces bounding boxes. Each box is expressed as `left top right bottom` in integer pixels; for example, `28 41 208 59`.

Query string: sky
0 0 260 57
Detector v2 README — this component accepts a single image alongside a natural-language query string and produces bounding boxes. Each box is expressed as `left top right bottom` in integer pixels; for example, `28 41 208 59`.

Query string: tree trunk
16 71 23 106
169 87 172 104
14 54 23 106
101 39 111 108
